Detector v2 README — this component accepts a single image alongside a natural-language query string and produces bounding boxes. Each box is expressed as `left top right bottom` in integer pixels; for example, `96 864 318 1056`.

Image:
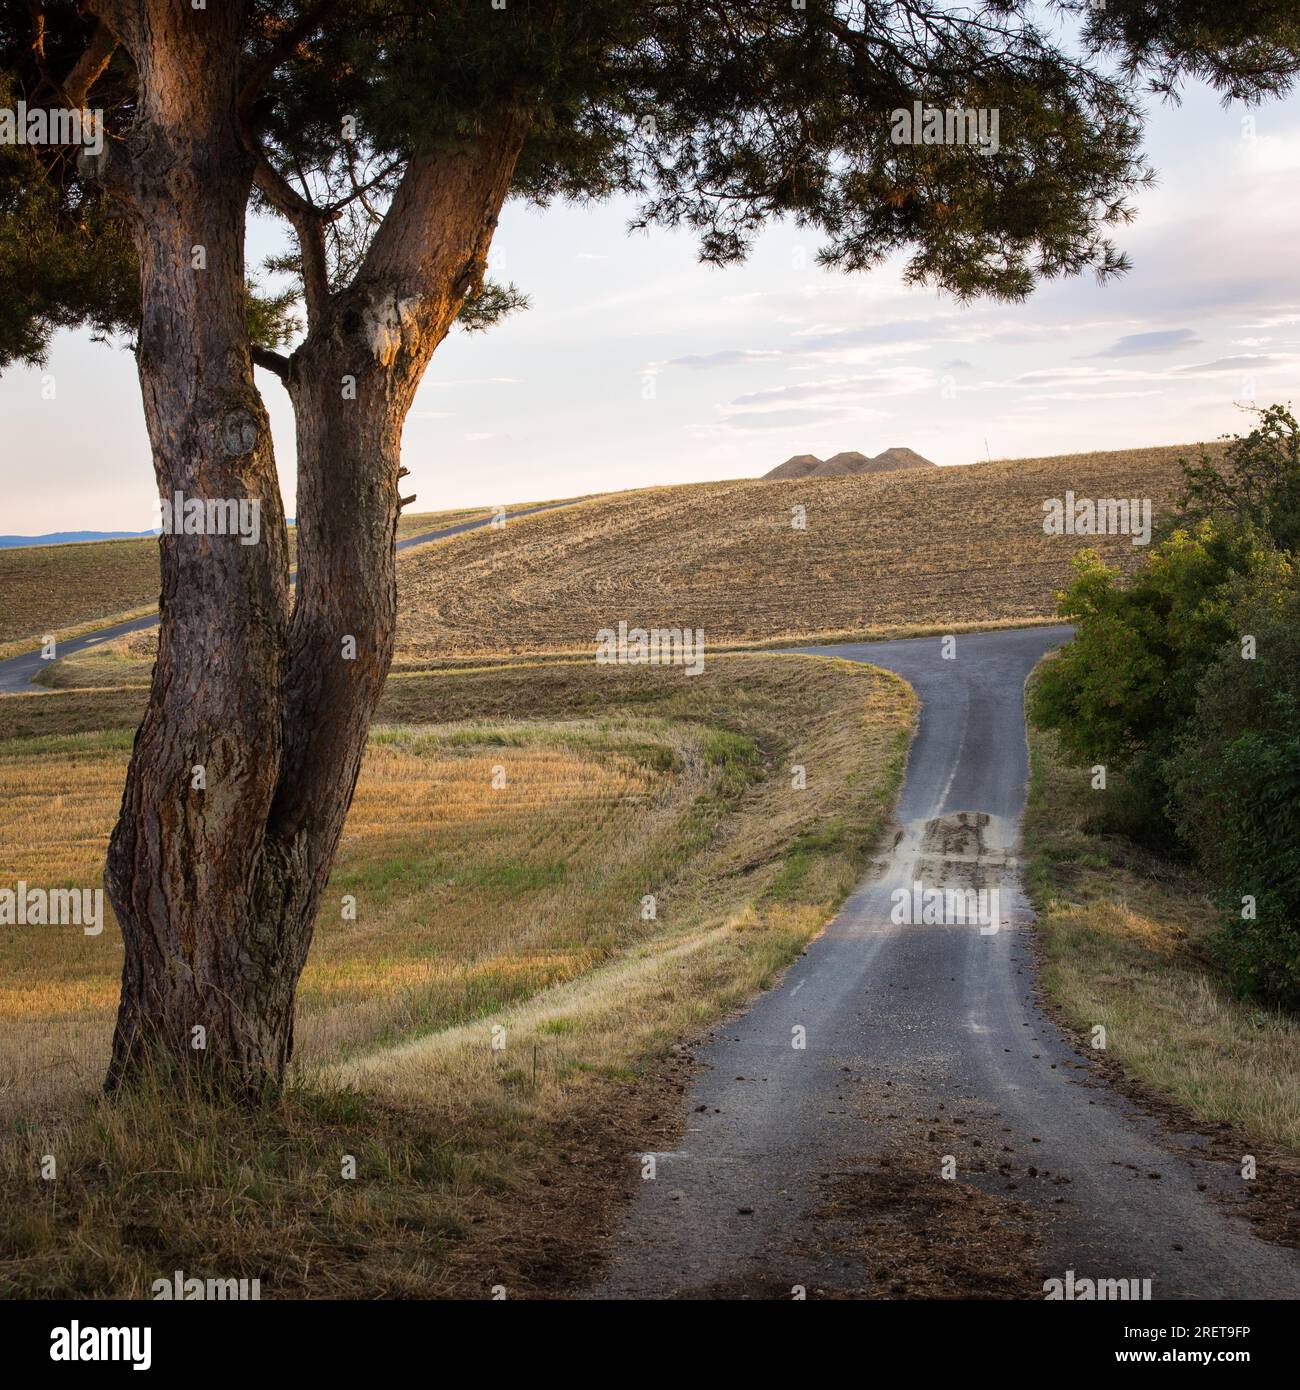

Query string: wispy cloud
666 348 784 370
1091 329 1203 357
726 369 931 413
704 405 889 433
1172 353 1289 374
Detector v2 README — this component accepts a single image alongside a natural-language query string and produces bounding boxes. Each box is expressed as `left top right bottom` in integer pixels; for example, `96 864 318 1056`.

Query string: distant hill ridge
763 447 936 479
0 520 296 549
0 530 157 549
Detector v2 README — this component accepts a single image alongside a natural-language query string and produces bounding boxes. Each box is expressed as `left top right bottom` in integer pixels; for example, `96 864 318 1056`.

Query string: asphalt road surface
0 504 564 694
594 625 1300 1299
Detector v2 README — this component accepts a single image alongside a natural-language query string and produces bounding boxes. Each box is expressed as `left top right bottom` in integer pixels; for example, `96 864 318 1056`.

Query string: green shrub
1171 404 1300 553
1032 404 1300 1008
1167 584 1300 1009
1029 519 1287 847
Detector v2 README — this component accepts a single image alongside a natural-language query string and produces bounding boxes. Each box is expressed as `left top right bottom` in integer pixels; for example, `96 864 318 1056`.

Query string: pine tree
2 0 1297 1095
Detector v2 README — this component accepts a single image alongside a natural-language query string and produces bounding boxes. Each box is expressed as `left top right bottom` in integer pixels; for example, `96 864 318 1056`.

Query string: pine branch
238 0 341 119
251 346 290 382
62 21 118 107
242 135 333 326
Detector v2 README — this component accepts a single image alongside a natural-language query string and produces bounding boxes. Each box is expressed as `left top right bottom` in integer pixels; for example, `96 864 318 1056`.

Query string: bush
1032 404 1300 1008
1166 583 1300 1009
1172 403 1300 553
1029 520 1288 846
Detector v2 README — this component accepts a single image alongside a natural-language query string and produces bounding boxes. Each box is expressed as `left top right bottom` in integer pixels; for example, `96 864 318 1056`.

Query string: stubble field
395 444 1220 658
0 503 544 662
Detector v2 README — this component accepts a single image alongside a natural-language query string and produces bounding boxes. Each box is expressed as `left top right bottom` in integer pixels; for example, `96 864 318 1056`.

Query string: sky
3 70 1300 535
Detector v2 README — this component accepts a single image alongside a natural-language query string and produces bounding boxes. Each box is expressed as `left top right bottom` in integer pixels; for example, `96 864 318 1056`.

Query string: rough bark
101 0 291 1092
93 0 527 1095
245 124 529 1067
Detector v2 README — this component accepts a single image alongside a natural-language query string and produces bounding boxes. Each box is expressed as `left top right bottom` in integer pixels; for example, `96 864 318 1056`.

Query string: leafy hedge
1031 406 1300 1009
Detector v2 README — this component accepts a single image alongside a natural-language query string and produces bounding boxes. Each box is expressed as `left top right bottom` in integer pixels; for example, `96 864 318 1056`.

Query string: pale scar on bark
363 294 423 367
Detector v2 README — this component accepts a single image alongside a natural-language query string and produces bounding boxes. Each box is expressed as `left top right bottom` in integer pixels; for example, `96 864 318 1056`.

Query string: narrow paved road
594 625 1300 1299
0 503 565 693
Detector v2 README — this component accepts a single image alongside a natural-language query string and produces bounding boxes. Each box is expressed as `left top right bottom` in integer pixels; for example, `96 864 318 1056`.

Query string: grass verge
27 614 1067 691
1023 665 1300 1156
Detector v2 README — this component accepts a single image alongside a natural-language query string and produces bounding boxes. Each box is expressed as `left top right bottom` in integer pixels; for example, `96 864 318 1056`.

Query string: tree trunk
102 0 292 1094
240 124 529 1075
97 0 527 1097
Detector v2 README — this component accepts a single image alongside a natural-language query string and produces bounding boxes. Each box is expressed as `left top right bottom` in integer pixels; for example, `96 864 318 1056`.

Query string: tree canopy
5 0 1299 373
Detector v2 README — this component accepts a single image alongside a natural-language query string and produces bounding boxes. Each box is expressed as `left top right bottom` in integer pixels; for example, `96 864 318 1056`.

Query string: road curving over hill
0 503 568 694
593 625 1300 1300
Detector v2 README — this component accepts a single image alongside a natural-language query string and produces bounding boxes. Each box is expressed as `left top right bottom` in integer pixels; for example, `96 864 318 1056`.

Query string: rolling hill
0 504 516 657
0 530 158 549
396 443 1215 658
3 443 1221 672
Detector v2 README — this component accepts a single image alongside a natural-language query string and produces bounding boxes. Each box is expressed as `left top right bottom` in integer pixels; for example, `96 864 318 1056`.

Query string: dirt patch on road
672 1154 1041 1301
800 1159 1040 1299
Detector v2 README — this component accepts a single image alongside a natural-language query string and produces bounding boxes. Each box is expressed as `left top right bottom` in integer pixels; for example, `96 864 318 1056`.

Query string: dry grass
0 540 159 659
0 501 577 662
0 724 676 1117
0 652 914 1296
29 638 149 689
1023 674 1300 1155
396 445 1218 658
395 495 591 543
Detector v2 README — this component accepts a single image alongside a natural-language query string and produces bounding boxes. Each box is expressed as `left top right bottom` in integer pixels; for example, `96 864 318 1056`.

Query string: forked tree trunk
96 0 527 1096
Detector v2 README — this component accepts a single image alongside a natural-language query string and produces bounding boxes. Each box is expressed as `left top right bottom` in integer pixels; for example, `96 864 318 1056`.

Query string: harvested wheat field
0 723 667 1118
398 444 1222 658
0 503 535 662
0 654 912 1128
